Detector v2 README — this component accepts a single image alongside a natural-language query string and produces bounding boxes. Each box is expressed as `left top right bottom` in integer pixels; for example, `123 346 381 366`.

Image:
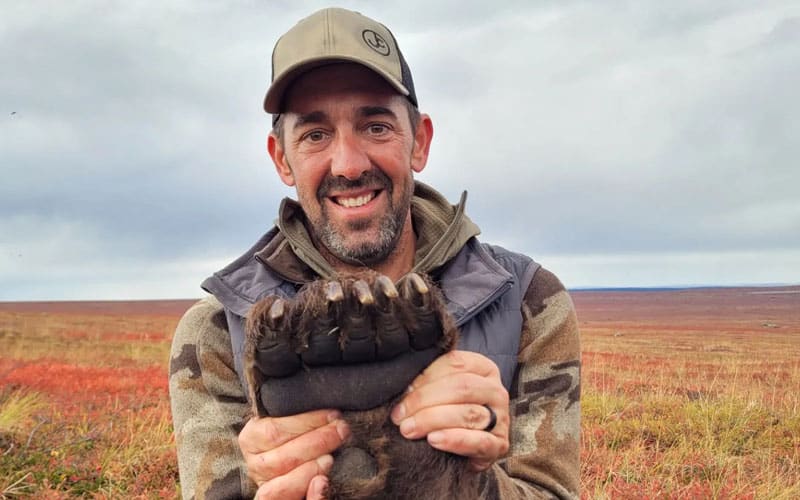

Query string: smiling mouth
333 190 379 208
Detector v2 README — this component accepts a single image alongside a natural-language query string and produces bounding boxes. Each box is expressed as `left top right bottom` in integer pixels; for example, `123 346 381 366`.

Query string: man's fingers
248 419 348 482
254 456 333 500
409 350 500 390
388 350 511 468
392 371 508 424
397 403 504 439
426 428 509 465
239 409 339 455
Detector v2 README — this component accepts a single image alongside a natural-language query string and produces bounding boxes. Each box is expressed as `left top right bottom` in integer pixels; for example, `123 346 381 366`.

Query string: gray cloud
417 1 800 257
2 1 798 299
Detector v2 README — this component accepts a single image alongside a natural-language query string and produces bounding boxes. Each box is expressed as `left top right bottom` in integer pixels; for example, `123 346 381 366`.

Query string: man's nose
330 133 370 180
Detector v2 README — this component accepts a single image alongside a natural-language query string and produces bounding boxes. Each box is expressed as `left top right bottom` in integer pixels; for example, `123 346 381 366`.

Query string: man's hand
390 350 510 471
238 409 350 499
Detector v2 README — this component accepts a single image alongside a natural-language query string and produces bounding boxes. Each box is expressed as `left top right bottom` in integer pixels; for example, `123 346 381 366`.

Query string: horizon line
2 282 799 303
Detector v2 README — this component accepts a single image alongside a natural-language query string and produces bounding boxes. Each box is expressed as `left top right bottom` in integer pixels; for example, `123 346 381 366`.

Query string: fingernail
316 454 334 471
336 420 350 441
428 431 444 445
391 403 406 423
310 475 329 497
399 417 416 437
308 476 326 498
326 410 341 423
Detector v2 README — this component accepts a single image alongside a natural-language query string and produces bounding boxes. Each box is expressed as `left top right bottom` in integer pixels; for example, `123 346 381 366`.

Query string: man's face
269 63 430 265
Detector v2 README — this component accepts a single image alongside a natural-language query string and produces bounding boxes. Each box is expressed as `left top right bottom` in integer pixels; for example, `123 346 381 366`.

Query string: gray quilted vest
202 232 539 395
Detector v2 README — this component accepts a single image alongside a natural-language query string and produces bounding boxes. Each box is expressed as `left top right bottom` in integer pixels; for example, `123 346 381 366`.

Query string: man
169 7 580 499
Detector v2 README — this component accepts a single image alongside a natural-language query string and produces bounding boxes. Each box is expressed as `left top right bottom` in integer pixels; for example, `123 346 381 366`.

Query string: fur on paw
243 271 458 417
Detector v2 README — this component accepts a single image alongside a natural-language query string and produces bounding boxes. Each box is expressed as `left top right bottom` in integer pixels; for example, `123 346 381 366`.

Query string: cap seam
325 8 331 54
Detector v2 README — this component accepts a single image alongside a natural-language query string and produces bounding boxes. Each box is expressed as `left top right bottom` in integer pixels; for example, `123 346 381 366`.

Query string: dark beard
313 170 412 265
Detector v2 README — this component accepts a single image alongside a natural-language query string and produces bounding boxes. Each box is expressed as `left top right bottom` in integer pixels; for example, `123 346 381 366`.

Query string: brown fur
325 402 483 500
245 272 485 499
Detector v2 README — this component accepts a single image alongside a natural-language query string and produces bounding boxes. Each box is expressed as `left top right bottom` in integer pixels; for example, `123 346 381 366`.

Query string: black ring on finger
482 404 497 432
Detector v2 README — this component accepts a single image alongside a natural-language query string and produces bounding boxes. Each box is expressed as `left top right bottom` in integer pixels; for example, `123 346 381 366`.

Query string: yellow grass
581 326 800 498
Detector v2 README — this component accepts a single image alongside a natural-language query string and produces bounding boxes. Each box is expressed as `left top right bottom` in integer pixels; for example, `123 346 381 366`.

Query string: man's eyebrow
291 107 396 130
358 106 398 120
292 111 327 130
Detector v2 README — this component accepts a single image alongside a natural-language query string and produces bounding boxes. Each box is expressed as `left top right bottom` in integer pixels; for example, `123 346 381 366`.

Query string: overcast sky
2 1 799 300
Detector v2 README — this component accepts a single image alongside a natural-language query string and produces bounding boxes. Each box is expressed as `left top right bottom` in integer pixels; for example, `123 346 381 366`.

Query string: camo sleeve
168 296 258 499
488 267 581 499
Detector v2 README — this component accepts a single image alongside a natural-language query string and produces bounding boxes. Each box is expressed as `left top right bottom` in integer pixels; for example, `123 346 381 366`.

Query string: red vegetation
3 361 167 408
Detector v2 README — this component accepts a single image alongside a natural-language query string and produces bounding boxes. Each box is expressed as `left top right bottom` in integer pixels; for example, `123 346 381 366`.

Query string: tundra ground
1 288 798 498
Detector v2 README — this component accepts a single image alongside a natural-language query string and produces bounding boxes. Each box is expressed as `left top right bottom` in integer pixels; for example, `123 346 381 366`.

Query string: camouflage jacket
169 182 581 499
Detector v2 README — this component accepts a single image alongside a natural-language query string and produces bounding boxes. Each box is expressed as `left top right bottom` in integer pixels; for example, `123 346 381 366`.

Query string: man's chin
318 227 396 264
334 240 390 265
315 210 406 265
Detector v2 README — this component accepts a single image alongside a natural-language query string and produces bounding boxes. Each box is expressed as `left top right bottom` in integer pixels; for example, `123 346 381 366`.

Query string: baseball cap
264 7 417 114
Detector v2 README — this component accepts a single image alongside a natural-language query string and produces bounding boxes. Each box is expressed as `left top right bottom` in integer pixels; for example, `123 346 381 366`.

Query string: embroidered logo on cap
362 29 390 56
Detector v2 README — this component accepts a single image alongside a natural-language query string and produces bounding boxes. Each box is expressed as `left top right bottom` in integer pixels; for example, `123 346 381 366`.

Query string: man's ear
410 114 434 174
268 132 295 187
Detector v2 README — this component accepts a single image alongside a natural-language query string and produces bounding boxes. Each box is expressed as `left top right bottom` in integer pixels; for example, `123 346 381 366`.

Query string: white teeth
337 192 375 208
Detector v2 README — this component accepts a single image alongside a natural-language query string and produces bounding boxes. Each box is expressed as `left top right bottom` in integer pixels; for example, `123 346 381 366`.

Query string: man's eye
367 124 389 135
303 131 327 142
